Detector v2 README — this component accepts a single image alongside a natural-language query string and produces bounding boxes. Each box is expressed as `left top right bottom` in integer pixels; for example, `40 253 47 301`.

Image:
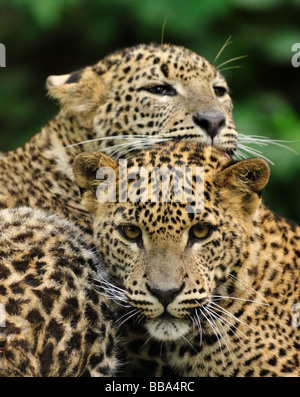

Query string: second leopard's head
73 141 269 342
47 43 237 157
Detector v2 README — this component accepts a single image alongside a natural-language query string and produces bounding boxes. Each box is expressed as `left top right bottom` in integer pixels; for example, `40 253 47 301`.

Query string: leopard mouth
222 151 232 159
144 313 191 341
143 296 216 341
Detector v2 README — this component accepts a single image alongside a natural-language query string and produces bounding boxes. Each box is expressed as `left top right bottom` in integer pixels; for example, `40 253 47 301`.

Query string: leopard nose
193 110 226 139
147 284 184 308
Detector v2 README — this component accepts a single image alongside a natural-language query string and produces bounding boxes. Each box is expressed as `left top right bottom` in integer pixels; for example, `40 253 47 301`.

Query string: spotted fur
0 207 116 376
0 43 236 217
74 141 300 377
0 44 236 376
47 43 236 157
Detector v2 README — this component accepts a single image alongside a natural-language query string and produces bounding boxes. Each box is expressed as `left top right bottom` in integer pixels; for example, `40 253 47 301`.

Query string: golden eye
190 224 212 240
120 225 142 241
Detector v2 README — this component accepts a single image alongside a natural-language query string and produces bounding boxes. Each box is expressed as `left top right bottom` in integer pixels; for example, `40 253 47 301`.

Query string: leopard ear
73 152 118 190
216 158 270 213
46 67 107 112
47 69 84 87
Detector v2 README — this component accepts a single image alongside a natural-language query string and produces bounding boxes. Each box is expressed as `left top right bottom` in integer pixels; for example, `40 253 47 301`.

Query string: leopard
73 140 300 377
0 43 236 376
0 43 236 226
0 206 116 376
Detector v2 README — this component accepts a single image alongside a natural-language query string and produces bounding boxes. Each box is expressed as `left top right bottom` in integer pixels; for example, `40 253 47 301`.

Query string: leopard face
47 44 237 157
73 141 269 342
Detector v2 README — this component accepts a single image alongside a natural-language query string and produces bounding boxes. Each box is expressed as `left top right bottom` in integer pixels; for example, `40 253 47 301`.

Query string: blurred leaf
232 0 283 9
9 0 80 28
261 29 300 62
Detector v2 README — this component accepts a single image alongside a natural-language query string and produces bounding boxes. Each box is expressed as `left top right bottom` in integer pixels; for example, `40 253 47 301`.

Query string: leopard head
73 141 269 341
47 44 237 156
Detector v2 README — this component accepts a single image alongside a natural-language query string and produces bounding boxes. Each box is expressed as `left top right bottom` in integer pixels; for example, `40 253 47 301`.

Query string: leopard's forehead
101 142 232 237
123 141 230 171
92 43 217 80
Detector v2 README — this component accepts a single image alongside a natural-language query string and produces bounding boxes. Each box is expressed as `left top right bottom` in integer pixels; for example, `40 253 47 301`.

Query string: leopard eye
189 224 212 240
119 225 142 241
213 86 227 97
140 84 177 96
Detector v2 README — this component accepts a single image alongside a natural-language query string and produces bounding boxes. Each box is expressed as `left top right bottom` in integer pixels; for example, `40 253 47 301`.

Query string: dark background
0 0 299 223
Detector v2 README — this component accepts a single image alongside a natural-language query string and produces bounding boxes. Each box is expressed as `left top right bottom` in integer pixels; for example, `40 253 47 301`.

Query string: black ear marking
65 69 84 84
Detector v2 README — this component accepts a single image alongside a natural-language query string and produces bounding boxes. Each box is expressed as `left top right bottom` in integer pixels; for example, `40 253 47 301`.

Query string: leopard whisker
207 300 256 332
110 138 152 156
98 141 141 154
105 135 170 156
116 308 142 329
135 311 146 325
204 305 253 371
210 294 269 307
228 273 268 304
205 304 249 343
199 307 225 367
109 141 148 158
190 311 203 347
216 55 248 71
239 131 300 141
233 150 248 160
179 332 199 354
95 291 130 308
93 275 131 308
93 275 126 295
218 65 244 72
203 306 235 366
235 144 275 165
61 134 154 150
115 137 172 159
237 143 268 157
137 332 156 354
94 290 129 308
108 136 169 156
238 134 299 154
213 35 233 64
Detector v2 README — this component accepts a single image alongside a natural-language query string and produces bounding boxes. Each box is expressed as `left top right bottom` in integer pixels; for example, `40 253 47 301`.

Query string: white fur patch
47 74 71 87
145 317 190 341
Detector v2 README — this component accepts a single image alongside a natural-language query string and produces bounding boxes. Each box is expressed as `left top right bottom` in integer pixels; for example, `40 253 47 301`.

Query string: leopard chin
145 315 191 341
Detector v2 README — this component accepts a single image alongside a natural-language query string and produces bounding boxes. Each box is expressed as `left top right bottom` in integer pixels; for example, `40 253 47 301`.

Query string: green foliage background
0 0 299 222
